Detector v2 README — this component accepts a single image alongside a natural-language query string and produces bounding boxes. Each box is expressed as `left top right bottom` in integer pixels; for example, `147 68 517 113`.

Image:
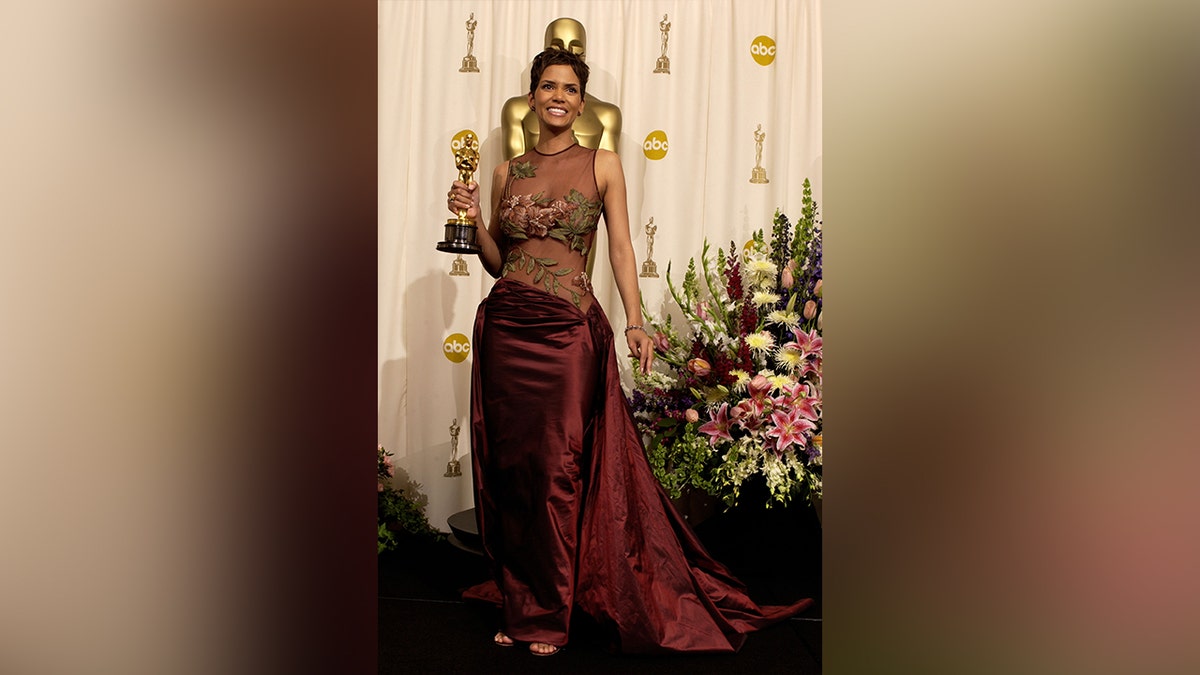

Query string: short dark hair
528 48 589 99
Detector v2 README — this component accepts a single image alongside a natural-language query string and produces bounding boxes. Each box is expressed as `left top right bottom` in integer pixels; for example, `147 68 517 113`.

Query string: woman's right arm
449 162 507 277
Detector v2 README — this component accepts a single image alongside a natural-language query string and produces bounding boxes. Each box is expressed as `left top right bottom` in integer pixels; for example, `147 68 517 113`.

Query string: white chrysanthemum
744 258 778 287
729 369 751 393
767 374 792 392
751 290 781 307
744 331 775 354
766 310 801 329
775 347 804 371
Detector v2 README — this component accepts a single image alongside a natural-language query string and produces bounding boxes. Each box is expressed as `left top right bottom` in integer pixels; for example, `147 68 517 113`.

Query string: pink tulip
749 374 772 398
814 279 823 298
685 408 700 423
781 260 796 289
687 358 712 377
652 332 670 353
803 300 818 320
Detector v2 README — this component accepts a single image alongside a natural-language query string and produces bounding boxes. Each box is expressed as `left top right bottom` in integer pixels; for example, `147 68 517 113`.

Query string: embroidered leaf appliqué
510 161 536 179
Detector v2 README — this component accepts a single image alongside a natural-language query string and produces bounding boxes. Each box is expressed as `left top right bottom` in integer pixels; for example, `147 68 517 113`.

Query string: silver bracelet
623 325 645 335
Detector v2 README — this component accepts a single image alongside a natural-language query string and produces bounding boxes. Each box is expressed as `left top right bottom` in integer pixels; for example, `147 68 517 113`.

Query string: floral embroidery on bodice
495 144 603 309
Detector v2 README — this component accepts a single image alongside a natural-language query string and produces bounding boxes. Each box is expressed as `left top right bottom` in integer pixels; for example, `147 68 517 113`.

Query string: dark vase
670 486 722 527
692 476 822 604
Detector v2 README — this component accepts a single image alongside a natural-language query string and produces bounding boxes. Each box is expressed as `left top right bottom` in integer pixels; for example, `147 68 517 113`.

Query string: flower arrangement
378 444 441 553
631 179 822 508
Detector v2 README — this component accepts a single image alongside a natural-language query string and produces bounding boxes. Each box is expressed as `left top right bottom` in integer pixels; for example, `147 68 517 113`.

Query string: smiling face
528 64 585 131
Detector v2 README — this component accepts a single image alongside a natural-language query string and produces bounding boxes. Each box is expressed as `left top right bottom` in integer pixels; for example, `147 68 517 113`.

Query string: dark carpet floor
379 497 821 673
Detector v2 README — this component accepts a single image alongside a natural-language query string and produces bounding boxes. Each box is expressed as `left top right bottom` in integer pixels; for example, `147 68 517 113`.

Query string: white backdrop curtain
379 0 821 529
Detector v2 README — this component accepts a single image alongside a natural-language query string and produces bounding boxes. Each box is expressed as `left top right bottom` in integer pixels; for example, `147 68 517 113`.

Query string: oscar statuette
437 131 482 254
750 124 770 184
640 216 659 278
444 418 463 477
459 13 479 73
654 15 672 74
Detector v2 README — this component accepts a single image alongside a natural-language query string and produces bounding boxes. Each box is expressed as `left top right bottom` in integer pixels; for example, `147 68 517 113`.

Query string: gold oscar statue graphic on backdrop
459 13 479 73
654 14 671 74
750 124 770 184
437 131 482 254
500 18 622 160
449 254 470 276
444 418 463 477
640 217 659 278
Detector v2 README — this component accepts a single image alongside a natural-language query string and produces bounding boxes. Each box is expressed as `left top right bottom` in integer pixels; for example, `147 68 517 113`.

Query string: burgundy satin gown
465 144 811 653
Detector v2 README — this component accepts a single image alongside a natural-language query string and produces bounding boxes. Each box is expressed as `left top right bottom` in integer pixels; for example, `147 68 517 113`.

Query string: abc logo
642 130 669 160
442 333 472 363
751 35 777 66
451 129 478 155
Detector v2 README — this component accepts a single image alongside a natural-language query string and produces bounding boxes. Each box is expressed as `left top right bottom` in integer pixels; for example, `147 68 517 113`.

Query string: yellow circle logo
451 129 479 156
751 35 777 66
642 130 669 160
442 333 472 363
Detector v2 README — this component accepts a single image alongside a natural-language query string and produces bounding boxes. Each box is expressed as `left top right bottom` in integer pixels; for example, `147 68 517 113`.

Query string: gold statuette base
750 167 770 184
459 56 478 73
640 260 659 278
654 57 670 74
444 459 462 477
437 219 482 254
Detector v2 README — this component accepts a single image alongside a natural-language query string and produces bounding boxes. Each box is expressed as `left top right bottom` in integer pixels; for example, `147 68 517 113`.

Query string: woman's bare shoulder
593 148 624 175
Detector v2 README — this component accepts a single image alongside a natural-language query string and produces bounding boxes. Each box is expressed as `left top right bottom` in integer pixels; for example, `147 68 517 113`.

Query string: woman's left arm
596 149 654 374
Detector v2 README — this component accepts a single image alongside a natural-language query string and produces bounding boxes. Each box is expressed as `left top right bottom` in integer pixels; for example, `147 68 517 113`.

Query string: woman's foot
493 631 514 647
529 642 561 657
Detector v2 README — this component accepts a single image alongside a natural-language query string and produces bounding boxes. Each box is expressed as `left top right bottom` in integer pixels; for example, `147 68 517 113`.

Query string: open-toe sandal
493 631 515 648
529 642 562 657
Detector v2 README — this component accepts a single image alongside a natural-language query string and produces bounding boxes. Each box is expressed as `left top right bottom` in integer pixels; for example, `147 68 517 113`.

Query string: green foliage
644 423 718 500
377 445 443 554
377 484 441 553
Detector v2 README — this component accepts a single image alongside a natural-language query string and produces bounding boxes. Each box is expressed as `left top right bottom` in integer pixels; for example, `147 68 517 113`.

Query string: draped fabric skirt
466 279 811 654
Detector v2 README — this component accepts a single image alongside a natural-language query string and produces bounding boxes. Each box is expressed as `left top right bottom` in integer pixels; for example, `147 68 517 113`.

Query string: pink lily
790 328 823 359
781 392 819 421
698 403 734 445
795 356 820 380
781 381 821 420
765 407 818 455
730 399 765 429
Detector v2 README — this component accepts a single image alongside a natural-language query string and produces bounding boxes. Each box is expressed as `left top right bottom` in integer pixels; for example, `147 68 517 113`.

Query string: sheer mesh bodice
495 143 602 310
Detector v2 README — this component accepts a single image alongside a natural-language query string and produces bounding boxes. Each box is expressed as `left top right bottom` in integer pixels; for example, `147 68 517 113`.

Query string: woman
447 49 810 657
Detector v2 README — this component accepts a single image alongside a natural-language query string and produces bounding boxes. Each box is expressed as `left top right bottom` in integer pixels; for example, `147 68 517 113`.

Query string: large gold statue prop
500 18 622 160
